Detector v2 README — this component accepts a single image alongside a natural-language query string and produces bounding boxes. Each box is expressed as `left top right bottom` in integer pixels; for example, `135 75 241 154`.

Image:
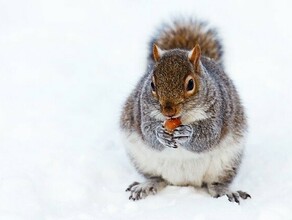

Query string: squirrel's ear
153 44 164 62
188 44 201 68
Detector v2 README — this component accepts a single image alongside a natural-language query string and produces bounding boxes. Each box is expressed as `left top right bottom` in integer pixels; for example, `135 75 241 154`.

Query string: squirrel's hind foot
213 190 251 204
126 177 167 201
225 191 251 204
207 182 251 204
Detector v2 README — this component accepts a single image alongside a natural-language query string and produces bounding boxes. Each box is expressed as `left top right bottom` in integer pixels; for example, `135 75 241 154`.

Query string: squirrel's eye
151 82 156 92
186 79 194 91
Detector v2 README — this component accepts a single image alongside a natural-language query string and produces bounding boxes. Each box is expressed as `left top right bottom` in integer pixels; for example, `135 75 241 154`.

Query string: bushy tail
149 19 223 64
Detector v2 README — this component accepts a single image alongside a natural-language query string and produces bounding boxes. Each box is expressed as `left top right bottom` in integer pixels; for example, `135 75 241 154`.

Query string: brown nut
164 118 182 133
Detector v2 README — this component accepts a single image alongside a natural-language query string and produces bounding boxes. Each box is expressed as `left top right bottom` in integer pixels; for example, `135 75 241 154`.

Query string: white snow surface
1 0 292 219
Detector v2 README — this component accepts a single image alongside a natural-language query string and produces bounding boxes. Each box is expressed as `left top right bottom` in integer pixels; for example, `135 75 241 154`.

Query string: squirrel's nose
161 103 177 117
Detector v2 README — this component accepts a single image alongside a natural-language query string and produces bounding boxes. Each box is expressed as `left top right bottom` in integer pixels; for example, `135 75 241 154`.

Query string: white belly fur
122 131 244 186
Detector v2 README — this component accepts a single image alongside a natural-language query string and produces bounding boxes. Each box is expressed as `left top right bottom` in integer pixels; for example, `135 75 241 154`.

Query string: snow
0 0 292 219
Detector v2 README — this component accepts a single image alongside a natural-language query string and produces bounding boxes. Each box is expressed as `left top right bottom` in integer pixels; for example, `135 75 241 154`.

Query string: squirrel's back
148 19 223 64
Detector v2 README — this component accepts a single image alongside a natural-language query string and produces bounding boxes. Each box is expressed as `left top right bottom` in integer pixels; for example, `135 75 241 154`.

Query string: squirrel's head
151 44 201 118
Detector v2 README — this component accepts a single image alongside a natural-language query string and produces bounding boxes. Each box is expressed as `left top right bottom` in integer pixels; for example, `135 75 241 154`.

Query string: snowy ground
1 0 292 219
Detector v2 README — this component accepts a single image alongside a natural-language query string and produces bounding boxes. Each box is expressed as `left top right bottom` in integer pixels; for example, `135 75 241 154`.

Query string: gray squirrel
120 19 251 204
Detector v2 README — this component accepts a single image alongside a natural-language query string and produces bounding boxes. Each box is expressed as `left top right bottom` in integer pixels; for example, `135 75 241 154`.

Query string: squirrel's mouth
164 113 182 120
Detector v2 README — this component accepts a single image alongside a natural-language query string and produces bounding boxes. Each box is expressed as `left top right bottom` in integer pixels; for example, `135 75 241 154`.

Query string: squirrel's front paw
155 125 177 148
172 125 193 146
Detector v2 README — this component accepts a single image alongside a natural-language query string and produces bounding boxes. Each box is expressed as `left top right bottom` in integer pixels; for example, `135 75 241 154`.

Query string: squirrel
120 19 251 204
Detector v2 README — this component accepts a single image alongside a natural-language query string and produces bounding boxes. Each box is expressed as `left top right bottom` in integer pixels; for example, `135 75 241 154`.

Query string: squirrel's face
151 45 201 118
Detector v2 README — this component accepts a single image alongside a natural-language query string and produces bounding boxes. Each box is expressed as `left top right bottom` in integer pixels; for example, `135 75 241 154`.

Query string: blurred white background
0 0 292 219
